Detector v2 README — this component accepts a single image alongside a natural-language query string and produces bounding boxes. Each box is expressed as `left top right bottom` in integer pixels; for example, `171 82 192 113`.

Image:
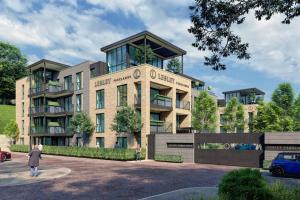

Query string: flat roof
223 88 265 95
177 73 205 86
101 31 187 59
27 59 71 71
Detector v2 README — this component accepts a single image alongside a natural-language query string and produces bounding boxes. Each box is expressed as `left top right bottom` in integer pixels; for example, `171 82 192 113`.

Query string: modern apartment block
16 31 205 148
217 88 265 133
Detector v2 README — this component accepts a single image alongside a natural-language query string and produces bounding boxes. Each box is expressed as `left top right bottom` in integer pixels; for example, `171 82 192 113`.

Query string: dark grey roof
176 73 205 86
27 59 71 70
223 88 265 95
101 31 186 59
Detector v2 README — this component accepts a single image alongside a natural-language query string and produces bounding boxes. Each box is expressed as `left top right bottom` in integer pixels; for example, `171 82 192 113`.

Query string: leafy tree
69 112 94 146
111 106 142 135
0 41 27 103
222 97 245 133
192 91 217 133
134 44 155 65
166 57 182 73
293 95 300 131
236 104 246 133
272 83 294 114
3 120 19 144
188 0 300 70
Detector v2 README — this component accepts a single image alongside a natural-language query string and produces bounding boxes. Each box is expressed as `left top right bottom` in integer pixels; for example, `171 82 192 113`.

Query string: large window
96 137 104 148
117 84 127 106
64 75 72 90
22 85 24 100
22 102 24 117
96 89 105 109
76 72 82 90
76 94 82 112
96 113 105 133
64 96 72 112
22 120 24 135
117 137 127 148
107 45 127 73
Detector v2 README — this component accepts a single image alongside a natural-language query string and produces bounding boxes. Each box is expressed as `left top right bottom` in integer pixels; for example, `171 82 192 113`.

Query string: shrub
218 168 272 200
268 181 300 200
155 154 183 163
10 145 145 161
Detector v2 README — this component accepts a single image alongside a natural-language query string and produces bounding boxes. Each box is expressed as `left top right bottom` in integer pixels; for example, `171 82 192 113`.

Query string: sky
1 0 300 100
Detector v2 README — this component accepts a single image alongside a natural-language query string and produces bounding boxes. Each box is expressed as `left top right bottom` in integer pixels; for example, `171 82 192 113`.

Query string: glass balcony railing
30 126 70 135
150 120 172 133
151 94 172 108
29 82 74 96
30 105 73 115
176 100 190 110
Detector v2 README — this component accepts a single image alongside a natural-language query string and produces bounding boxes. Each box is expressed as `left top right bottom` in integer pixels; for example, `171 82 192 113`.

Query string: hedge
155 154 183 163
10 145 145 161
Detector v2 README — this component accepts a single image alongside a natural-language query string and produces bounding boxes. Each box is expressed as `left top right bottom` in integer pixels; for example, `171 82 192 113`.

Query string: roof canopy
223 88 265 95
27 59 70 72
101 31 187 59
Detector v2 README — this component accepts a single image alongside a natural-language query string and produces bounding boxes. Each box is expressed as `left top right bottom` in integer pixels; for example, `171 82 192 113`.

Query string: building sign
133 69 141 79
95 70 141 87
150 69 189 88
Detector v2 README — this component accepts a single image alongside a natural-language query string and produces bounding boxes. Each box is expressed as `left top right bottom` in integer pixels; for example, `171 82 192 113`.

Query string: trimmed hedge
155 154 183 163
10 145 145 161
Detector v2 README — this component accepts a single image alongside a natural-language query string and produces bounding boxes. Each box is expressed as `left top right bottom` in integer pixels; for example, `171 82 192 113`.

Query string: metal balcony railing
176 100 190 110
150 120 172 133
30 126 70 135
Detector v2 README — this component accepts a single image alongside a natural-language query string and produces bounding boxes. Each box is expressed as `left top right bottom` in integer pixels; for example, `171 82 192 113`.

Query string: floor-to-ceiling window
76 72 82 90
96 113 104 133
96 89 105 109
117 137 127 148
64 75 72 90
76 94 82 111
117 84 127 106
107 45 127 73
96 137 104 148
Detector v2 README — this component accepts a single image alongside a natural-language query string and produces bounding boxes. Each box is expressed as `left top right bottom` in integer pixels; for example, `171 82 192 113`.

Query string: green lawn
0 105 16 133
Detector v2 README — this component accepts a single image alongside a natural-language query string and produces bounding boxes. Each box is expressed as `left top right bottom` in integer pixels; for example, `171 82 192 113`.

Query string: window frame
117 84 128 107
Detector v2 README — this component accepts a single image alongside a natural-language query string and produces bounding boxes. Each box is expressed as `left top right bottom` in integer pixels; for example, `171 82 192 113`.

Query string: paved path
0 152 236 200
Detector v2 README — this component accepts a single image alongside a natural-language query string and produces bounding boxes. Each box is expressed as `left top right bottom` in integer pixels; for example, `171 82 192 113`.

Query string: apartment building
16 31 205 148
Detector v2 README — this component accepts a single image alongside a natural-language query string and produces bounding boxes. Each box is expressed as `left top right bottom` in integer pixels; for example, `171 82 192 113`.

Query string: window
22 120 24 135
117 84 127 106
19 138 24 145
117 137 127 148
76 94 82 112
96 137 104 148
22 85 24 100
76 72 82 90
96 89 105 109
22 102 24 117
96 113 104 133
220 126 227 133
64 75 72 90
90 68 96 78
107 45 127 73
64 96 72 112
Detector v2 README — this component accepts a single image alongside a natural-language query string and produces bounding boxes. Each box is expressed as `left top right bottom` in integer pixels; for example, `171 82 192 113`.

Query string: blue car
269 152 300 177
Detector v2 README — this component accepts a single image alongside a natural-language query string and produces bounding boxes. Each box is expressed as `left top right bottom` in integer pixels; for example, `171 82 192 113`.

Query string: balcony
150 120 172 133
29 105 73 117
29 81 73 98
30 126 72 136
176 100 190 110
150 94 172 111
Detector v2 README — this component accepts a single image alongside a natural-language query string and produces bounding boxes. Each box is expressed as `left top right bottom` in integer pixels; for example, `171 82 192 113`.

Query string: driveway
0 153 237 200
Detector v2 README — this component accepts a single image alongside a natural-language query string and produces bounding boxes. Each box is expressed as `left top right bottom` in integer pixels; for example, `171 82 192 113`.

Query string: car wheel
272 167 284 177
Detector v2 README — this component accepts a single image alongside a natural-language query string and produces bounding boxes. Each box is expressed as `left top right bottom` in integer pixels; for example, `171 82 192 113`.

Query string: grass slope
0 105 16 133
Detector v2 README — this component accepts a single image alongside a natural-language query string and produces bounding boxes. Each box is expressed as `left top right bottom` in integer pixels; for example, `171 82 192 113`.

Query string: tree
69 112 94 146
3 120 19 144
0 41 27 103
222 97 245 133
272 83 294 114
192 91 217 133
188 1 300 70
293 95 300 131
236 104 246 133
111 106 142 135
166 58 182 73
134 44 155 65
